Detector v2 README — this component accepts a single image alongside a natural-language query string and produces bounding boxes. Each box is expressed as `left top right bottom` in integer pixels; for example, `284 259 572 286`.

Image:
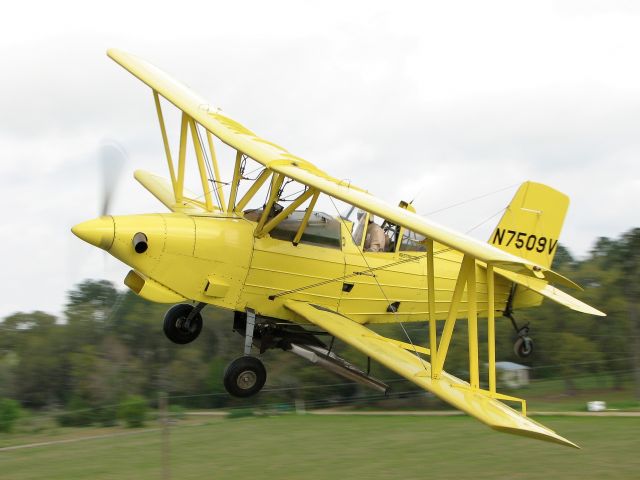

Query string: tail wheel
514 336 534 358
163 304 203 344
223 356 267 398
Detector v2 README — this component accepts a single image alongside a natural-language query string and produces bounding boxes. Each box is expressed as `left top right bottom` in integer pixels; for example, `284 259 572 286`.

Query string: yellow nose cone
71 216 115 250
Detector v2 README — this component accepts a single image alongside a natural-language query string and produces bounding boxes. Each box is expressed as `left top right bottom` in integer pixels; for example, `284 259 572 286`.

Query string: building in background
495 361 530 388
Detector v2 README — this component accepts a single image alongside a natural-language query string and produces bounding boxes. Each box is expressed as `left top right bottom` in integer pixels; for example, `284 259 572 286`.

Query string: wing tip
491 425 580 449
570 304 607 317
106 47 121 59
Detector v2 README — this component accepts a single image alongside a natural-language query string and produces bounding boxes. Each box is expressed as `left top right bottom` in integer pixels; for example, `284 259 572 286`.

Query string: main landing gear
224 308 388 398
224 308 267 398
161 304 388 398
161 304 268 397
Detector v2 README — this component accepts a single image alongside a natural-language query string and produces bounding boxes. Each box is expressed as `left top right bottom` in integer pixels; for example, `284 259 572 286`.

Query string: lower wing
134 170 214 214
285 300 578 448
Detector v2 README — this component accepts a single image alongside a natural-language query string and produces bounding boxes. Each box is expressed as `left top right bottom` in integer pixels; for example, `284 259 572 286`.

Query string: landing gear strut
224 308 267 398
163 303 205 344
222 308 388 397
504 286 534 358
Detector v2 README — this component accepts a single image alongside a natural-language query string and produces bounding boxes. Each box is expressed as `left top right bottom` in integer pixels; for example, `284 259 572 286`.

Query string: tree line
0 228 637 427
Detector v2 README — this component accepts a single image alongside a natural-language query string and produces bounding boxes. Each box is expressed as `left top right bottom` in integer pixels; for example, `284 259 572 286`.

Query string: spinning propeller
70 140 128 278
99 140 127 216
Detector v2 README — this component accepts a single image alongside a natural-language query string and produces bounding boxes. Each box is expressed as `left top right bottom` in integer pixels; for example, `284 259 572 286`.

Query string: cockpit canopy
244 209 342 249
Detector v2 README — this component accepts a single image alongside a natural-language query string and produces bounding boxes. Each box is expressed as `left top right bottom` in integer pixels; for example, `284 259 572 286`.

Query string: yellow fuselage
74 211 537 324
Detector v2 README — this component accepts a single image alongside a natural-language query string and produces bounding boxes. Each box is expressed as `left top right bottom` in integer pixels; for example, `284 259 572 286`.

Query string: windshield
245 209 342 249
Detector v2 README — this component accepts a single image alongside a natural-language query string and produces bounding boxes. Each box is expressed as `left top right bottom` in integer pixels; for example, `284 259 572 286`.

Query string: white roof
495 361 530 371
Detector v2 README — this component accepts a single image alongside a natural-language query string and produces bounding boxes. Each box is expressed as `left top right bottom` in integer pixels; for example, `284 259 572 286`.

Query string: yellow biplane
72 49 604 448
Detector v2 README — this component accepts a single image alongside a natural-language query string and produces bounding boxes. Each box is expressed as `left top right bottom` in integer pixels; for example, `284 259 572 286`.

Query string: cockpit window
399 229 427 252
351 209 367 248
244 209 342 249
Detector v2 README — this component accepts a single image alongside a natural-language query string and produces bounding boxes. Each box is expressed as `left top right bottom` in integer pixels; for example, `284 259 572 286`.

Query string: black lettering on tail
492 228 505 245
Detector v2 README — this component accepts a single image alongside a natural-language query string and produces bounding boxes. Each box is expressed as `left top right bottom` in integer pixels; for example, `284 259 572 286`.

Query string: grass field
2 414 639 479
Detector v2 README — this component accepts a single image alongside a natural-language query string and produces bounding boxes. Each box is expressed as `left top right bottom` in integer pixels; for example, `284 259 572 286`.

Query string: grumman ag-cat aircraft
72 49 605 448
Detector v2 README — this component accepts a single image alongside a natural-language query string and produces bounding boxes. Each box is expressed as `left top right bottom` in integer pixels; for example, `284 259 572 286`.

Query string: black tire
223 356 267 398
514 336 534 358
163 304 203 344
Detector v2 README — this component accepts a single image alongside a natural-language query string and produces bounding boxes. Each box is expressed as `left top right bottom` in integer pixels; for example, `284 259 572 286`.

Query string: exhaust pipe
288 343 389 393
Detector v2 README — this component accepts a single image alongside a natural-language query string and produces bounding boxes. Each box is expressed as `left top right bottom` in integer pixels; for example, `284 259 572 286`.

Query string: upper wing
108 48 574 286
285 300 578 448
270 163 579 288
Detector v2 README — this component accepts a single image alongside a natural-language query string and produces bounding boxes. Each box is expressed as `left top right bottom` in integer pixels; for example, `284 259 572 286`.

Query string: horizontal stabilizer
285 300 579 448
493 267 605 316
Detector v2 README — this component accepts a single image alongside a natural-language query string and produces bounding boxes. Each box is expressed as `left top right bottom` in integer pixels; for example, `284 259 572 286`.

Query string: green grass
504 373 640 412
1 414 639 479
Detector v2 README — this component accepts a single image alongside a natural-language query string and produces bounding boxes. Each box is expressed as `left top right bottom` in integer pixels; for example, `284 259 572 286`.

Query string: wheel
163 304 203 344
514 336 534 358
223 356 267 398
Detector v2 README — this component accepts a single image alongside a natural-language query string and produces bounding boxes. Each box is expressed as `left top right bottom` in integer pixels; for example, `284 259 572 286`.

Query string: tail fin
489 182 569 268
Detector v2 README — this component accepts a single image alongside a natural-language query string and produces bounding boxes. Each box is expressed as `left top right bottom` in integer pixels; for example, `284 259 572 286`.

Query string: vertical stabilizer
489 182 569 268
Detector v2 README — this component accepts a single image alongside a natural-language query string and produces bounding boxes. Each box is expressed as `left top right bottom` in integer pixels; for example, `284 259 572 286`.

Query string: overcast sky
1 0 639 320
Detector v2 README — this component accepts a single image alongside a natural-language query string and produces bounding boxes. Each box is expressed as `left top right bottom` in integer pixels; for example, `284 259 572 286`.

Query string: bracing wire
195 124 223 209
421 182 519 216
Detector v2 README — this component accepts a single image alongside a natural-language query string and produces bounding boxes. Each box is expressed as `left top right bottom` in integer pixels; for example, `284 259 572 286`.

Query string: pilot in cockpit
353 210 387 252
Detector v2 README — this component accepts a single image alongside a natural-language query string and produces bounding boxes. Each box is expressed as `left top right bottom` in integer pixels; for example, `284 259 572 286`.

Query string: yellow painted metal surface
493 266 605 316
134 170 214 214
285 300 578 448
204 275 230 298
487 265 497 394
73 212 254 310
206 130 226 211
489 182 569 268
243 235 345 319
152 90 177 190
124 270 186 303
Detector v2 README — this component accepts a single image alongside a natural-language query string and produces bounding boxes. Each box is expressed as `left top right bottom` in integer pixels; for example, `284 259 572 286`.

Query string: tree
64 280 121 347
606 229 640 398
8 312 67 407
118 394 148 428
0 398 21 432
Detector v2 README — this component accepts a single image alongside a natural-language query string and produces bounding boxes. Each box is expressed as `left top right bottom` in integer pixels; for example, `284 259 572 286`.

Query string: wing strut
151 90 230 212
205 130 226 211
487 264 497 394
293 191 319 245
257 188 315 238
424 251 519 410
152 91 177 190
